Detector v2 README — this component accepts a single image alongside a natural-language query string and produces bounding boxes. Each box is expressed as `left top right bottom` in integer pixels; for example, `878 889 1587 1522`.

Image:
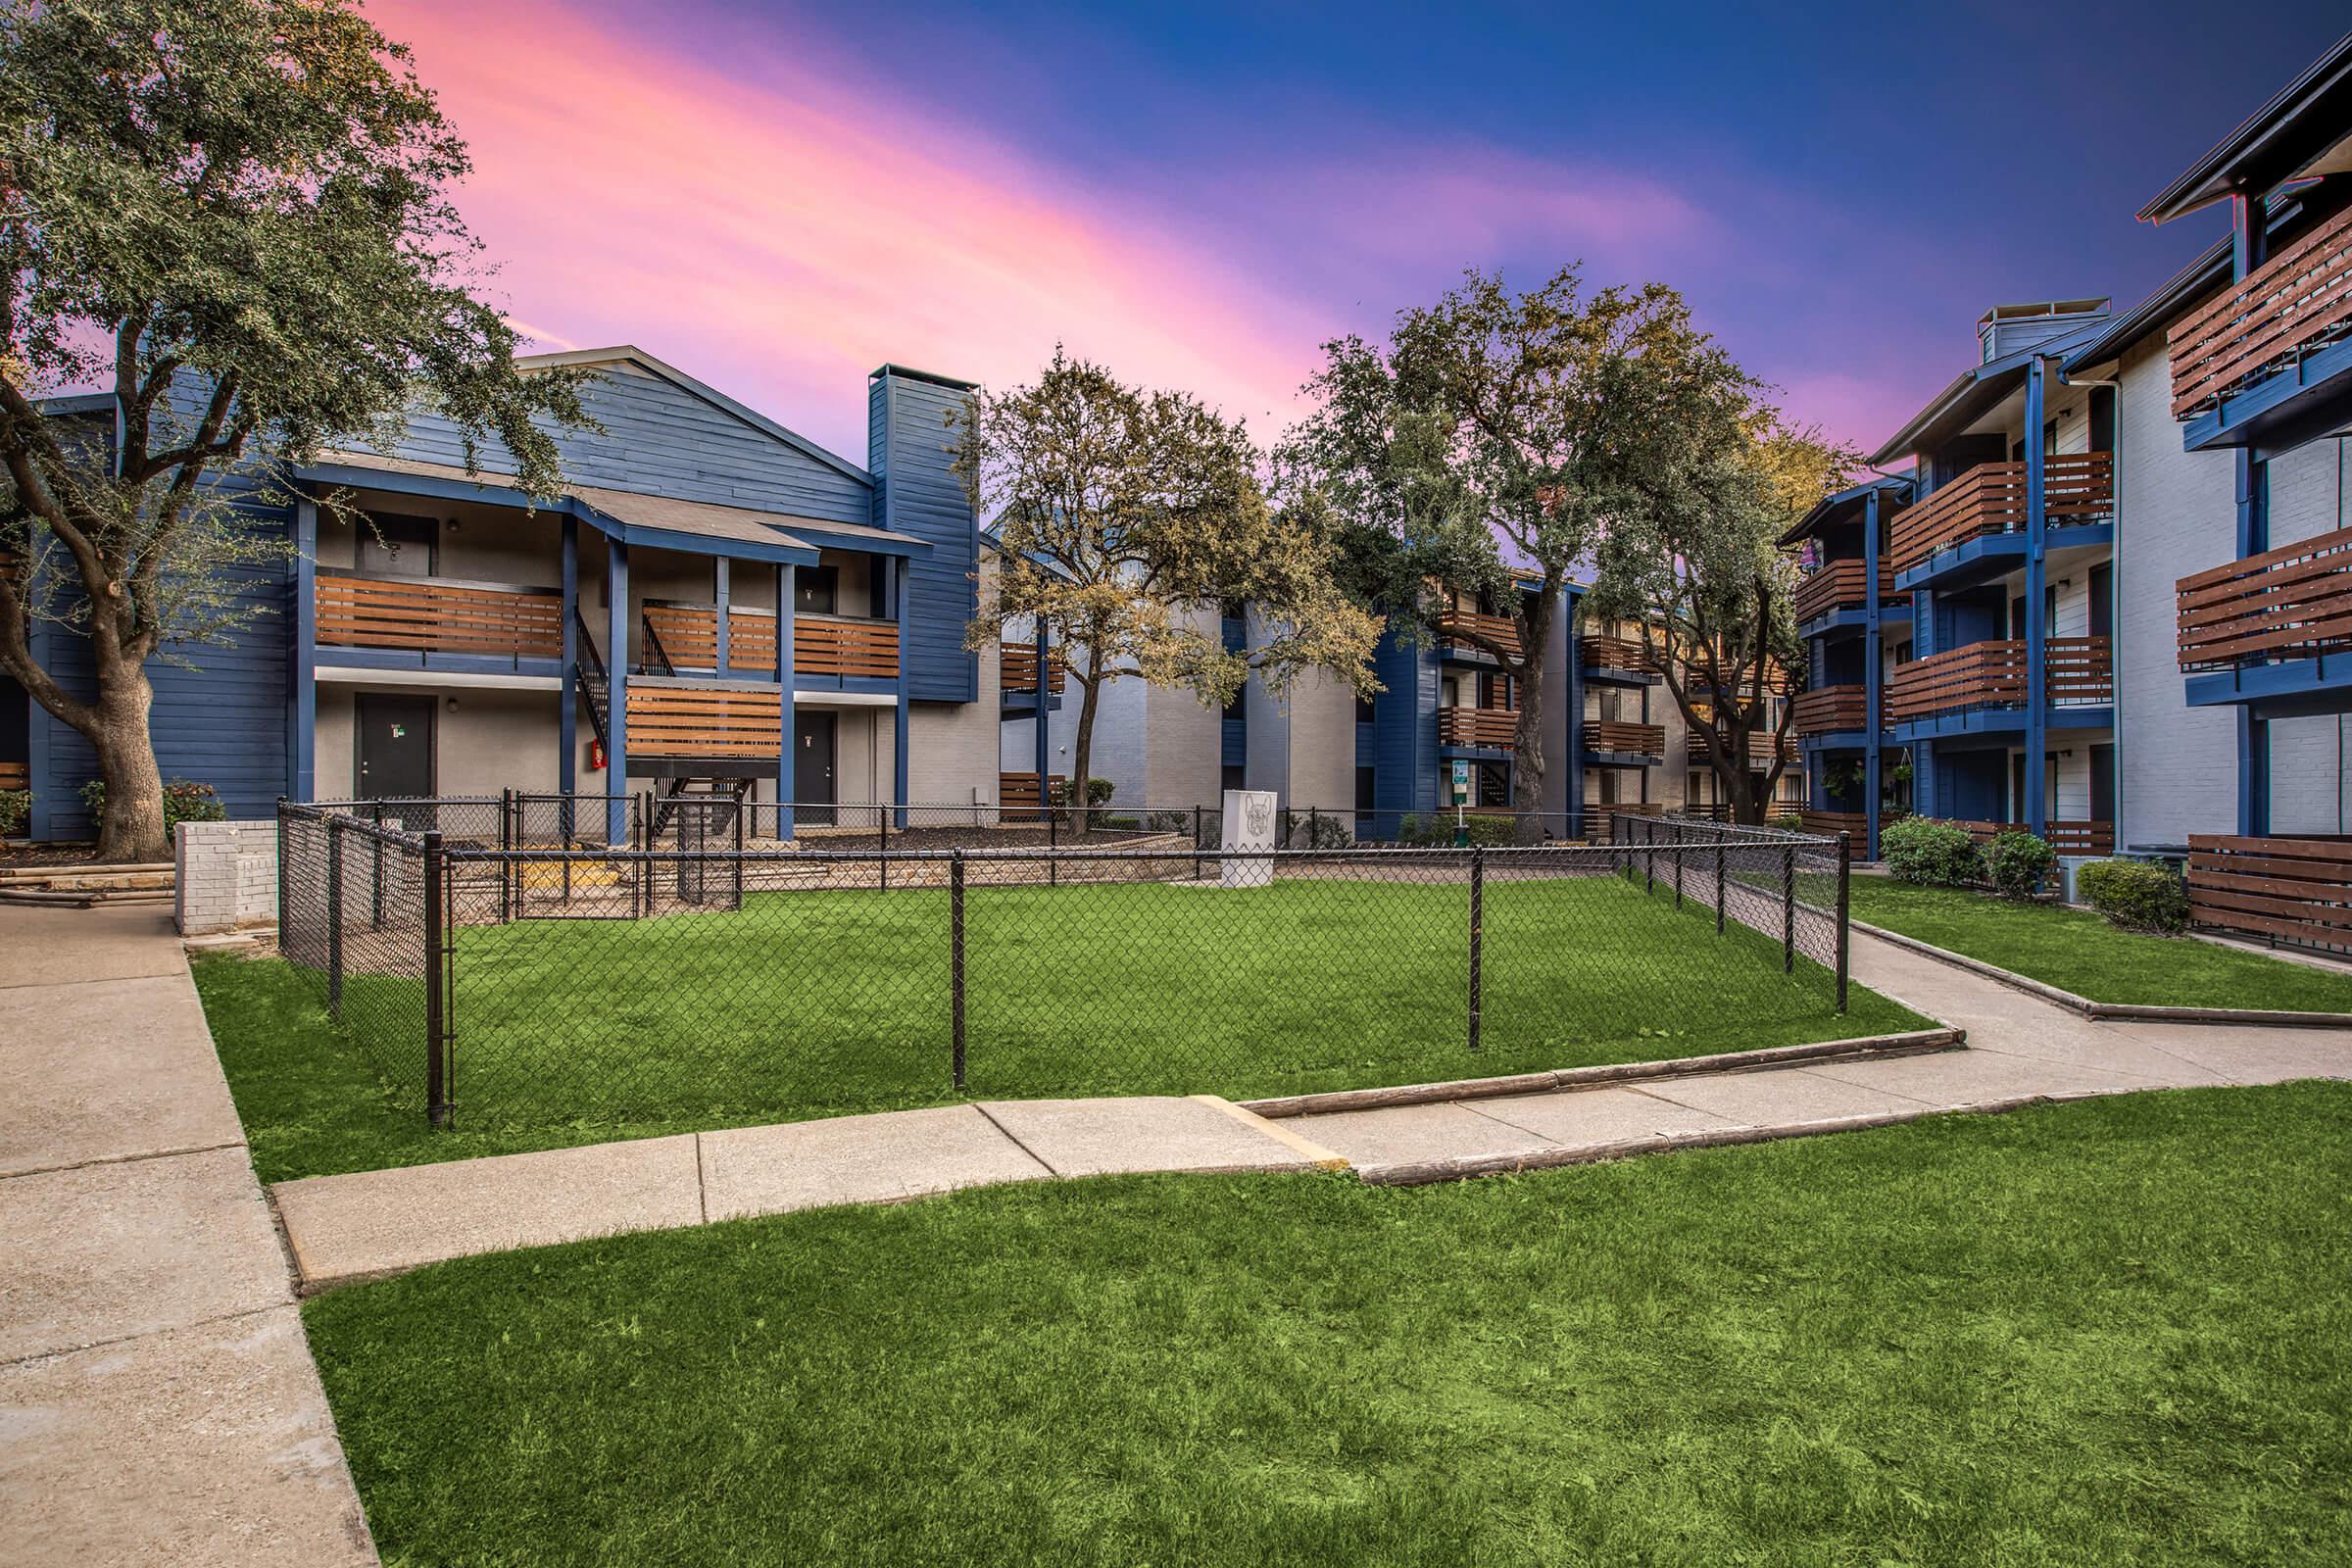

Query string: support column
1564 593 1586 838
2023 356 2049 839
559 514 577 797
290 497 318 802
777 563 795 841
893 557 910 828
1032 617 1051 823
713 557 731 674
605 539 629 845
2231 193 2272 839
1861 489 1884 859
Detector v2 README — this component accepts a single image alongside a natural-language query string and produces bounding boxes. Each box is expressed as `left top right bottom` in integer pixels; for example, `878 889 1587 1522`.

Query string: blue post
290 497 317 802
1032 618 1051 822
2023 356 2048 840
713 556 731 674
1861 488 1883 859
893 558 910 828
777 563 795 841
605 539 629 845
559 514 577 797
2231 193 2272 840
1564 589 1586 839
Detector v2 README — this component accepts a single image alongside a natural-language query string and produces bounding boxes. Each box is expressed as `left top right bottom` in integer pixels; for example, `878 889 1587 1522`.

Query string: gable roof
1866 316 2113 466
2139 29 2352 222
519 345 874 488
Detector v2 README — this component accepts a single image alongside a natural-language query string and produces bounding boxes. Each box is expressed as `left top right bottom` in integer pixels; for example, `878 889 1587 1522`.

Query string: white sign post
1220 789 1277 888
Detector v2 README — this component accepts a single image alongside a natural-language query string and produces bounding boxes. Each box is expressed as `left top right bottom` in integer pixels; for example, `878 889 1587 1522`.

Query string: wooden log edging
1852 918 2352 1029
1356 1088 2120 1187
1238 1027 1966 1120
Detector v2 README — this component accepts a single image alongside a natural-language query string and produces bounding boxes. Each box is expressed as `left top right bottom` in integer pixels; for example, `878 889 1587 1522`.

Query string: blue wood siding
1371 625 1440 827
869 370 980 704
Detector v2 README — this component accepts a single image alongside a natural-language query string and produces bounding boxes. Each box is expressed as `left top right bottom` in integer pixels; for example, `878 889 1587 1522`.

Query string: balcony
640 602 900 681
1586 720 1664 760
1687 730 1796 767
1438 607 1519 662
1791 684 1884 736
1886 453 2114 577
1951 818 2116 858
1798 808 1870 841
2188 834 2352 953
623 682 781 760
1791 559 1907 625
1578 634 1655 678
1000 643 1065 694
315 571 564 664
2169 205 2352 444
2176 522 2352 685
1886 638 2112 723
1439 707 1518 749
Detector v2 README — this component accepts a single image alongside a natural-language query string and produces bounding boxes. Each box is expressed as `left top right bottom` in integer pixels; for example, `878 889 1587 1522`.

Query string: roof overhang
1780 473 1913 547
2139 30 2352 222
1867 318 2111 466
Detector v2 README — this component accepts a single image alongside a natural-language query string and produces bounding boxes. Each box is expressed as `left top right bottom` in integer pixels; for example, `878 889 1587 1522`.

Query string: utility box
1219 789 1277 888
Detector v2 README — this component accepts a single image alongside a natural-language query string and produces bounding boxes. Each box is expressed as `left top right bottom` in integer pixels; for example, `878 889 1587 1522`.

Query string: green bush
1880 817 1981 887
0 789 26 837
1397 811 1521 848
1770 811 1802 832
79 777 226 836
1983 829 2057 899
1048 776 1115 809
1284 810 1353 849
2078 858 2190 934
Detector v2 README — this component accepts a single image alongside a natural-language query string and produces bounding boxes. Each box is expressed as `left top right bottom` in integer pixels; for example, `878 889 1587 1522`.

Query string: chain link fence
274 798 1852 1130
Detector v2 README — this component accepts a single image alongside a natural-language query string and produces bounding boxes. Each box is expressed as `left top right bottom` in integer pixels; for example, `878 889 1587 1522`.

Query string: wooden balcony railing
798 615 900 679
641 604 900 680
2176 522 2352 671
1951 818 2116 857
1885 637 2112 721
1886 453 2114 575
0 760 25 793
1687 730 1796 766
316 571 564 660
1438 608 1520 662
1586 720 1665 758
623 684 780 759
1791 684 1882 735
1000 771 1066 810
1578 634 1655 675
1439 707 1519 748
1791 559 1907 624
2169 204 2352 420
1799 808 1869 841
2187 834 2352 951
1000 643 1065 694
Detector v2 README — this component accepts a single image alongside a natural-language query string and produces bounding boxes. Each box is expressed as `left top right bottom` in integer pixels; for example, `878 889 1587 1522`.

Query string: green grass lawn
1846 877 2352 1011
307 1083 2352 1567
200 872 1925 1182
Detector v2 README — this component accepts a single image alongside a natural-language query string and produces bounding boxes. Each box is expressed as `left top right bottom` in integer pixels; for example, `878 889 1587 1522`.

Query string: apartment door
793 710 837 824
358 513 437 577
355 694 435 799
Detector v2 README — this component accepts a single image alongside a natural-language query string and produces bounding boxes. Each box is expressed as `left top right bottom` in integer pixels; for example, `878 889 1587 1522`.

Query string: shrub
1397 811 1521 848
1047 776 1115 809
1879 816 1981 886
1770 811 1802 832
79 777 226 836
0 789 26 837
1982 829 2057 899
2078 858 2189 934
1142 809 1195 835
1283 810 1353 849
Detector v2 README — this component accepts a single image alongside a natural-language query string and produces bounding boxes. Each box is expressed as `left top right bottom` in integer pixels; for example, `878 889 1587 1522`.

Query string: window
1355 692 1376 724
796 565 839 615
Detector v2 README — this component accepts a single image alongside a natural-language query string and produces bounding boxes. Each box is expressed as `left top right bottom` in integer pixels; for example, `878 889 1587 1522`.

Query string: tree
1588 407 1858 823
1285 266 1734 813
0 0 587 860
957 349 1381 823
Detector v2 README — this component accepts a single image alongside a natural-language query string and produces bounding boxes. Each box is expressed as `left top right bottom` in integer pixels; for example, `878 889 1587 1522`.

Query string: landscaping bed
199 872 1923 1181
1846 878 2352 1012
306 1083 2352 1565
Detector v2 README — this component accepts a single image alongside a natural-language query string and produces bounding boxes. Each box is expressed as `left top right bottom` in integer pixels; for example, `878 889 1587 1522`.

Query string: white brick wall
175 819 278 935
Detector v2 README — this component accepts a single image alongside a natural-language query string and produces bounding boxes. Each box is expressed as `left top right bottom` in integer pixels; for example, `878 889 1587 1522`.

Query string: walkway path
0 905 375 1568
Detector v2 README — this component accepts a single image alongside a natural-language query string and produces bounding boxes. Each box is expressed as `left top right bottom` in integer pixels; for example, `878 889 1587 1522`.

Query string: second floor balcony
1438 607 1520 662
1439 707 1518 749
1688 730 1796 767
314 570 564 669
1791 684 1886 738
1886 637 2112 726
2169 203 2352 449
2176 523 2352 703
641 601 900 682
1791 559 1907 626
1585 719 1665 760
1887 453 2115 578
1578 633 1657 680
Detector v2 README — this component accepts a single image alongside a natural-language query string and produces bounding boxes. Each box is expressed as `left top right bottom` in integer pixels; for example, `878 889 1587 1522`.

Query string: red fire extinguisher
588 738 607 772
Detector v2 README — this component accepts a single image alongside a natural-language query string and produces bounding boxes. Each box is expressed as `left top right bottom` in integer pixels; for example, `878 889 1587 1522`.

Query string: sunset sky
375 0 2349 462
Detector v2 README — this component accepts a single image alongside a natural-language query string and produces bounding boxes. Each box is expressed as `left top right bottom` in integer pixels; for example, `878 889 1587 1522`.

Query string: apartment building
7 349 993 840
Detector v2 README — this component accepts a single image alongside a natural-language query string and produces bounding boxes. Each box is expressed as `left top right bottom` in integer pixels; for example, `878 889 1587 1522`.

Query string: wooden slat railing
1000 771 1066 810
316 571 563 660
0 760 25 793
1577 634 1655 675
1000 643 1065 694
1950 818 2116 857
1885 638 2112 720
1586 720 1664 758
2187 833 2352 951
1792 683 1881 734
2176 522 2352 670
2169 205 2352 419
797 615 899 679
641 602 778 673
1439 707 1519 748
1791 559 1907 623
623 685 781 759
1886 453 2114 575
1799 808 1869 840
1687 730 1796 766
1439 608 1520 662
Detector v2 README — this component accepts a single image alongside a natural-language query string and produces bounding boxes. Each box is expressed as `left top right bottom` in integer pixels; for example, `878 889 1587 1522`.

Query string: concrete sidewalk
0 905 376 1568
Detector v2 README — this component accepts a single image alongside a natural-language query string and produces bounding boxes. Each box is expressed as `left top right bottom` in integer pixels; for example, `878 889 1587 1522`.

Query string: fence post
1194 805 1203 880
1672 819 1684 909
1782 839 1797 974
1716 837 1727 935
950 849 966 1089
422 830 451 1127
499 787 515 923
1467 846 1484 1054
325 815 344 1018
1048 808 1057 889
1643 816 1654 894
733 794 746 907
1836 831 1851 1012
370 801 386 930
562 795 573 906
1308 806 1320 849
880 802 891 891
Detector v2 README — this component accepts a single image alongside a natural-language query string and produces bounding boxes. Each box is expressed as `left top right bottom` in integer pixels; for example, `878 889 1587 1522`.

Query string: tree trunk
1067 651 1102 837
88 655 171 862
1510 591 1555 818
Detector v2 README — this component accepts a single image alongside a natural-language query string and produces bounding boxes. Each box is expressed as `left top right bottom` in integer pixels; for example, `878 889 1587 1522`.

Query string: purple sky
375 0 2349 462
